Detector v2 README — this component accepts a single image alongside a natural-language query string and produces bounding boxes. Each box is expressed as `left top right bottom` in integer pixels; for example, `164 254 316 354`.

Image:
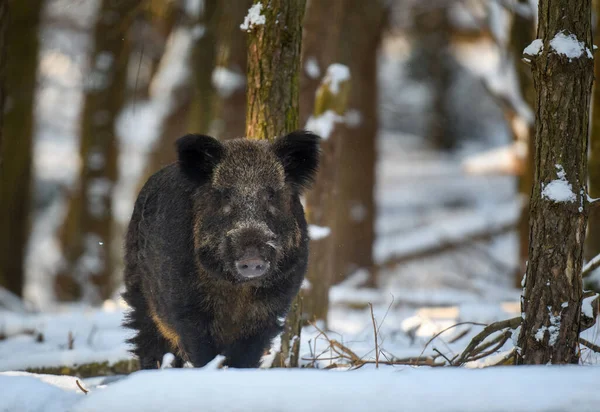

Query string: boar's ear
272 130 321 192
176 134 224 182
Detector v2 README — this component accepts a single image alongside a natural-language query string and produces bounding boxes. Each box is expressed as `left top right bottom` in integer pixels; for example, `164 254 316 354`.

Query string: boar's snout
225 223 279 280
235 247 270 278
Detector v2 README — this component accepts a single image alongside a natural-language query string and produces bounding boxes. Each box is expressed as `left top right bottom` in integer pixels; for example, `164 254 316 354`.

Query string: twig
368 303 379 368
432 348 453 365
454 317 520 366
75 380 88 395
580 337 600 353
68 332 74 350
419 321 487 360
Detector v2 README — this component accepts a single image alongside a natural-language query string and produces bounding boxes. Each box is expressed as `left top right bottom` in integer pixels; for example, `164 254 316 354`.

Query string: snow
582 295 597 318
523 39 543 56
0 367 597 412
240 3 266 32
541 165 576 203
305 110 344 139
308 225 331 240
323 63 350 95
0 374 81 412
549 32 592 60
304 57 321 79
212 66 245 97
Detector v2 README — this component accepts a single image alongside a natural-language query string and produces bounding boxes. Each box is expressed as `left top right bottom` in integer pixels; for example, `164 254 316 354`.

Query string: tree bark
244 0 306 367
245 0 305 141
56 0 139 303
585 0 600 266
509 0 536 287
516 0 594 365
211 0 250 140
0 0 41 297
331 0 385 286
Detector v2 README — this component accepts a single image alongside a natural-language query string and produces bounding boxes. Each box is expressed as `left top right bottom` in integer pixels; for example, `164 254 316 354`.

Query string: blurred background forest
1 0 600 371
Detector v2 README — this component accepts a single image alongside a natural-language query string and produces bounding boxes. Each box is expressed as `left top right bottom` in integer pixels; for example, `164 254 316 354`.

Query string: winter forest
1 0 600 410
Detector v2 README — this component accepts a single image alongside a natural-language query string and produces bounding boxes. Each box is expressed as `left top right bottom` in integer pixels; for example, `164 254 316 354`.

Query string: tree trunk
244 0 306 367
211 0 250 140
187 0 219 135
299 0 347 325
331 0 385 286
585 0 600 266
516 0 593 365
0 0 41 297
510 0 536 287
56 0 139 303
146 1 218 174
298 0 345 127
303 68 350 325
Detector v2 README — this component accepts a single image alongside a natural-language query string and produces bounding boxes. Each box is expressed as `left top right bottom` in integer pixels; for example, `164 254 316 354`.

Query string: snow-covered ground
3 366 600 412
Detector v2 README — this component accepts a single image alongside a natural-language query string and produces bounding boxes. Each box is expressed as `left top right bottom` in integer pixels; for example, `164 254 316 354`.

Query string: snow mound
550 32 592 60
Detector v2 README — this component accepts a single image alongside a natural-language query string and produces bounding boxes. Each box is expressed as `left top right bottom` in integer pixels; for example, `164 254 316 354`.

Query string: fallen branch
453 317 520 366
419 321 487 360
378 221 517 270
579 337 600 353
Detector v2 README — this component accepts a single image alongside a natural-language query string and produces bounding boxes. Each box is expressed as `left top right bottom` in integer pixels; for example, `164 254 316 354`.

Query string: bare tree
0 0 41 297
244 0 306 367
56 0 140 302
517 0 594 364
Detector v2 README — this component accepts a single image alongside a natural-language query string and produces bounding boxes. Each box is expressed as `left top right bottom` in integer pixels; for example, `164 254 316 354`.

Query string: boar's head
177 131 320 283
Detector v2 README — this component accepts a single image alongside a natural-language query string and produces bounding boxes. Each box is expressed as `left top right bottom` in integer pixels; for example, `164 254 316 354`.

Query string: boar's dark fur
122 131 320 369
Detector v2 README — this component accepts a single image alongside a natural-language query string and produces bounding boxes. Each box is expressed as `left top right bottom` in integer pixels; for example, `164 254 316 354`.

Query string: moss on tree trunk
244 0 306 367
0 0 41 297
56 0 139 302
516 0 594 365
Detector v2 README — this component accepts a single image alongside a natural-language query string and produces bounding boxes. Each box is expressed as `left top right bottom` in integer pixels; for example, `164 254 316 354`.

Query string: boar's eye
266 188 276 201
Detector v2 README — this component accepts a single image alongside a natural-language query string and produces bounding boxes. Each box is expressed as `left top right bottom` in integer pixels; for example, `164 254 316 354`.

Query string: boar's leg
222 326 281 368
176 321 218 368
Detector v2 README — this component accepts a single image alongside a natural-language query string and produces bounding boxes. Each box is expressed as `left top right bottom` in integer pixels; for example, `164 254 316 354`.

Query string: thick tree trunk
510 0 536 287
0 0 41 297
331 0 385 286
517 0 593 365
244 0 306 367
56 0 139 303
211 0 250 140
585 0 600 265
303 67 350 325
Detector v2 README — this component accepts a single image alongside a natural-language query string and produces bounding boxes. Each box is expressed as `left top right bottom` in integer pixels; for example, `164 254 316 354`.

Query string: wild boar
122 131 320 368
